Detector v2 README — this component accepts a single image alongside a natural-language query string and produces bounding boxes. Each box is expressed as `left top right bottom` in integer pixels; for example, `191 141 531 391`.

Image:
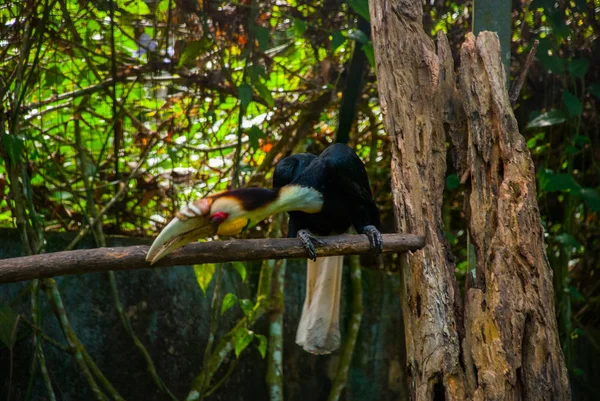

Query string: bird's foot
363 225 384 256
297 229 324 261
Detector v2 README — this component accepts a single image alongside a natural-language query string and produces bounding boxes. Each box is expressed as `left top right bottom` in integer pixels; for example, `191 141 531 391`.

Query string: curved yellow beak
146 199 215 264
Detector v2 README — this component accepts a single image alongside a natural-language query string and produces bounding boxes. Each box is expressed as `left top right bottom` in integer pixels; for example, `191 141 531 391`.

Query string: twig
44 279 109 401
65 134 158 251
266 259 285 401
509 40 539 106
0 234 426 283
30 280 57 401
186 277 272 401
198 264 225 399
327 254 363 401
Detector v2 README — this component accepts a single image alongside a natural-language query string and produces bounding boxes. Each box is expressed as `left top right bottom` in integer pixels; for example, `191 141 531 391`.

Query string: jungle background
0 0 599 400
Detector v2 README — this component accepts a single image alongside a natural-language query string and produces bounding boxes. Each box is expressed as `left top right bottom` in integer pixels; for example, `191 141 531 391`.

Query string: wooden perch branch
0 233 424 284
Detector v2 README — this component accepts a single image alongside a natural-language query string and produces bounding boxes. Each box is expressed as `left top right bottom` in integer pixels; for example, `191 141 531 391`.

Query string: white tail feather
295 255 343 354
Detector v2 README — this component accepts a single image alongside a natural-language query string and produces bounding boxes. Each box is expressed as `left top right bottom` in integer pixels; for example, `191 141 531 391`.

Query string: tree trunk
369 0 571 400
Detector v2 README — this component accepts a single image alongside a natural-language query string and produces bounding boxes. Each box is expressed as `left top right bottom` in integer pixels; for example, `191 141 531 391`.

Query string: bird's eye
209 211 229 224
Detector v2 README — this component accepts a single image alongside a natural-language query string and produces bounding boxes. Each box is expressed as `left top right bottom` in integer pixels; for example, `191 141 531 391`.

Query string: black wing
273 153 317 189
318 143 380 232
273 153 317 237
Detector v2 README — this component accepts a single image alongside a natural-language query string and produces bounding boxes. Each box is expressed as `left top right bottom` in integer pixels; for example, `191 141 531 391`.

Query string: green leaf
178 39 212 68
526 110 566 129
446 174 460 190
221 293 238 315
293 18 307 37
1 134 24 167
238 83 253 111
573 135 590 147
362 41 375 70
527 132 545 149
589 84 600 100
247 126 266 150
248 65 267 82
347 29 368 44
555 233 582 249
194 264 216 296
254 82 274 108
538 53 565 74
255 334 267 358
254 25 270 51
580 188 600 212
234 328 254 358
232 262 247 281
119 0 151 14
568 59 589 79
331 31 346 52
347 0 371 21
542 173 581 193
239 299 254 317
562 91 583 117
568 286 585 303
44 66 66 87
0 304 19 348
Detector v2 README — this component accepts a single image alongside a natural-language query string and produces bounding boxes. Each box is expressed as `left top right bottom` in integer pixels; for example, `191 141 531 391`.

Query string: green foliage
0 304 19 348
347 0 370 22
526 110 566 129
234 327 254 358
221 293 238 315
231 262 247 282
194 264 216 296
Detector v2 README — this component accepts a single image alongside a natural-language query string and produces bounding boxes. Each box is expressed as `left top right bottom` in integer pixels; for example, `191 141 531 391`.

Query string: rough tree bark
369 0 570 400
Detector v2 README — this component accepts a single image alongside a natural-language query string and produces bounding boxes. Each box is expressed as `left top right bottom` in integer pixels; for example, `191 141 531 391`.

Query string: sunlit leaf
562 91 582 117
526 110 566 129
119 0 151 15
239 298 254 317
194 264 216 296
293 18 307 37
221 293 238 315
232 262 247 281
347 0 371 21
331 31 346 52
256 334 267 358
234 327 254 357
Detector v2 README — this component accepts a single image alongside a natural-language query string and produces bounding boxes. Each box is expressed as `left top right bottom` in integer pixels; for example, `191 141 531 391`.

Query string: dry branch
0 233 424 284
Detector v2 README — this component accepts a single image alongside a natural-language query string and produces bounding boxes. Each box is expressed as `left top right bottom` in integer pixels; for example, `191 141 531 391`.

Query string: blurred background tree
0 0 598 399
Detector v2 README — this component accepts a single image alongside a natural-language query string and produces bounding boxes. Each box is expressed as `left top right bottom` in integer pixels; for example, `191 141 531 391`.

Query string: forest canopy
0 0 599 399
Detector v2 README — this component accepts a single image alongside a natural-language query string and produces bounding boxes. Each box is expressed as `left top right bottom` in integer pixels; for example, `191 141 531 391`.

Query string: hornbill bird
146 143 382 354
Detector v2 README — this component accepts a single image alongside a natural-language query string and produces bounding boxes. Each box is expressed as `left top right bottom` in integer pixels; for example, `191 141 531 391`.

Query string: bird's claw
363 225 383 256
297 229 323 261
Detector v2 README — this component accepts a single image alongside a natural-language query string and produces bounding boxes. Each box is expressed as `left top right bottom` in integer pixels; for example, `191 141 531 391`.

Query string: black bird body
147 143 381 354
273 143 380 237
273 143 381 354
